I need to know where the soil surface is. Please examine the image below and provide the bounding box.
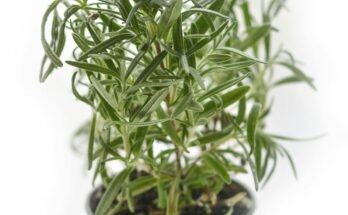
[89,174,254,215]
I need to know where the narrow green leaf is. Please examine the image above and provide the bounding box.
[86,21,101,43]
[117,0,139,29]
[217,47,265,63]
[126,185,135,213]
[157,178,167,209]
[39,55,50,82]
[194,0,224,34]
[269,133,326,142]
[236,139,259,190]
[126,0,143,26]
[134,88,169,120]
[241,1,252,28]
[66,61,120,80]
[191,125,233,146]
[88,113,97,170]
[41,0,63,67]
[99,14,121,32]
[171,91,193,118]
[198,73,250,102]
[172,15,184,54]
[151,0,171,6]
[260,141,272,180]
[72,32,90,52]
[278,62,316,90]
[125,40,152,79]
[107,118,172,127]
[158,40,181,57]
[254,136,263,180]
[261,146,278,188]
[156,107,182,145]
[180,54,190,74]
[186,21,228,56]
[272,76,304,87]
[95,167,133,215]
[129,175,159,197]
[189,67,205,90]
[237,24,271,51]
[126,81,175,94]
[203,154,230,183]
[134,51,168,85]
[50,10,59,41]
[98,136,123,159]
[184,34,210,39]
[150,75,181,80]
[167,177,180,215]
[236,97,246,124]
[182,8,230,20]
[189,0,215,32]
[79,32,134,60]
[202,61,256,75]
[158,0,183,38]
[90,76,118,111]
[247,103,262,156]
[279,145,298,179]
[207,53,243,63]
[71,72,93,107]
[267,0,287,17]
[263,13,272,60]
[41,5,80,82]
[200,86,250,118]
[131,126,148,157]
[188,100,204,112]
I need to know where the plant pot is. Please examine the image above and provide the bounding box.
[87,180,255,215]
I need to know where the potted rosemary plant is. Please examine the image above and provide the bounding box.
[40,0,314,214]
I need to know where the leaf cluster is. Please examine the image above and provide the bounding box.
[40,0,313,214]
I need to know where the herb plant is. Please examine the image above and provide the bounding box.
[41,0,313,214]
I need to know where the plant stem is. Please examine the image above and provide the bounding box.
[183,132,240,177]
[155,41,166,70]
[174,144,182,176]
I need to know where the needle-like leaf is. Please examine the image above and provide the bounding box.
[198,73,250,102]
[278,62,316,90]
[88,113,97,170]
[71,72,93,107]
[158,0,183,38]
[216,47,266,63]
[125,40,153,79]
[95,167,133,215]
[182,8,230,20]
[200,86,250,118]
[134,88,169,120]
[79,32,134,60]
[134,51,168,85]
[90,76,118,111]
[171,91,193,118]
[156,107,182,146]
[41,0,63,67]
[247,103,262,156]
[237,24,271,51]
[66,61,120,80]
[203,154,230,183]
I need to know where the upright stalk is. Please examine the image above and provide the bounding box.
[174,144,182,178]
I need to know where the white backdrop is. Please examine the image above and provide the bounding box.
[0,1,347,214]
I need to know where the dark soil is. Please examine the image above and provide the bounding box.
[88,174,254,215]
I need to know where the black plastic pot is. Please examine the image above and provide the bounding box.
[87,180,255,215]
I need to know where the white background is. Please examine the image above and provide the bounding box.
[0,0,347,214]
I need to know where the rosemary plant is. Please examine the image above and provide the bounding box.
[40,0,313,214]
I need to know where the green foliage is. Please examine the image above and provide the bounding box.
[40,0,313,214]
